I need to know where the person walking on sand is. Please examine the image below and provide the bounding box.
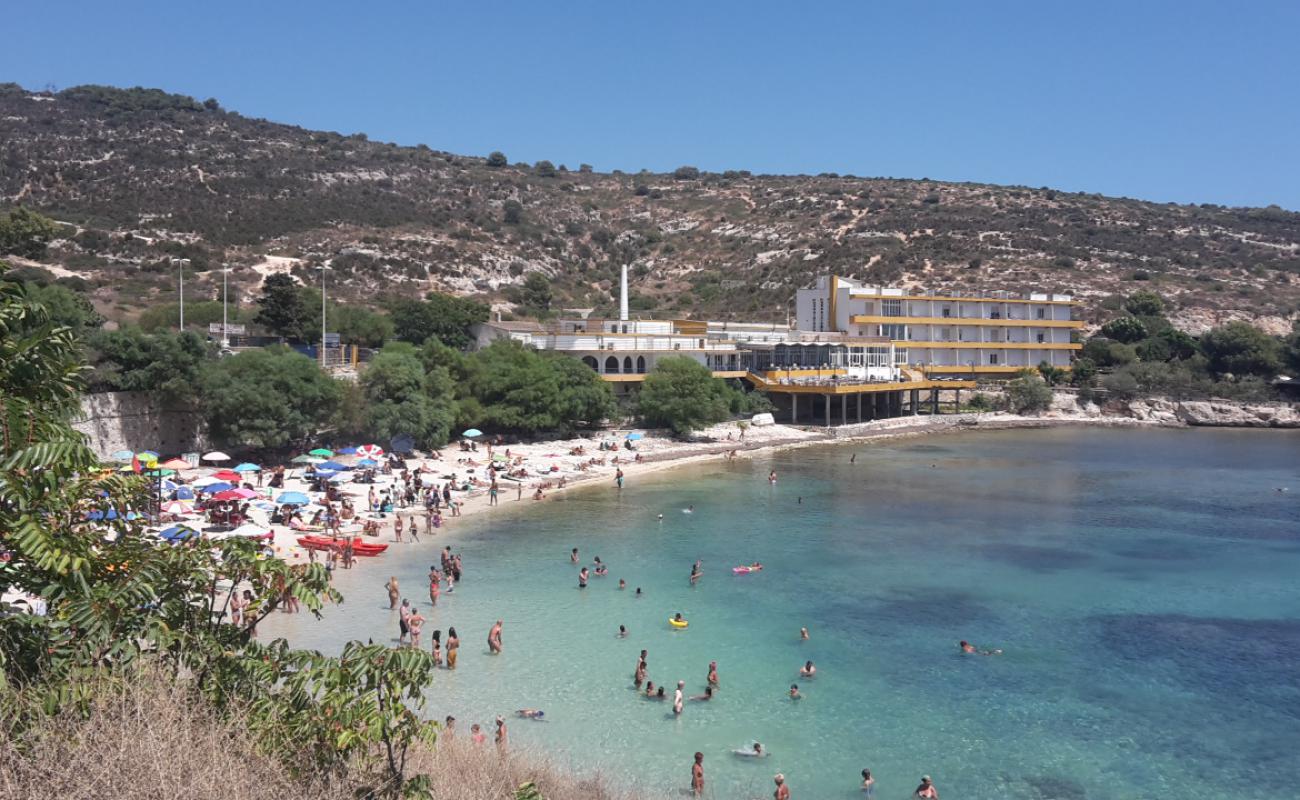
[385,577,400,610]
[674,680,684,715]
[488,619,503,654]
[446,626,460,669]
[408,518,420,542]
[692,752,705,797]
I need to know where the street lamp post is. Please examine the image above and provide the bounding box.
[316,265,330,369]
[173,257,190,330]
[221,266,231,350]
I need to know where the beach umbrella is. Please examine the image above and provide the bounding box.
[309,448,334,457]
[143,468,175,478]
[317,461,349,471]
[192,476,224,487]
[336,446,358,455]
[225,522,270,538]
[211,470,241,482]
[175,486,196,500]
[231,487,258,499]
[136,450,160,461]
[160,458,193,470]
[161,500,194,515]
[355,458,378,467]
[328,472,351,483]
[232,462,261,473]
[213,489,245,501]
[202,482,233,494]
[276,491,311,506]
[202,451,231,462]
[158,525,198,543]
[356,444,384,459]
[110,449,135,462]
[625,432,644,440]
[291,454,321,464]
[462,429,483,438]
[492,454,508,462]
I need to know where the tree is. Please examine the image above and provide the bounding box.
[546,353,618,427]
[465,339,567,433]
[1123,290,1165,317]
[637,356,732,434]
[1036,360,1068,386]
[533,160,557,177]
[86,328,208,400]
[24,281,104,333]
[328,302,393,348]
[387,293,488,349]
[0,206,60,258]
[1081,337,1137,367]
[253,274,309,340]
[359,343,455,448]
[486,151,508,167]
[199,346,341,447]
[1099,316,1148,344]
[503,199,524,225]
[1199,321,1282,377]
[1101,369,1140,400]
[520,272,553,313]
[1069,357,1098,386]
[139,300,241,333]
[1004,371,1054,414]
[673,165,701,180]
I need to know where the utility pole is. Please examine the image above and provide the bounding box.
[221,266,230,349]
[317,265,330,369]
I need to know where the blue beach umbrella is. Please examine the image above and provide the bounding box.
[232,462,261,473]
[110,449,135,461]
[356,458,378,467]
[137,450,160,461]
[626,432,644,440]
[203,482,233,494]
[159,525,198,543]
[175,487,195,500]
[462,429,483,438]
[316,461,349,471]
[336,446,358,455]
[276,491,311,506]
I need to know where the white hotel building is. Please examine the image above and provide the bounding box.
[795,275,1082,377]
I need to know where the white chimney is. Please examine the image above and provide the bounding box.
[619,264,629,321]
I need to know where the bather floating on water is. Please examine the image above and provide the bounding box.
[733,741,767,758]
[960,640,1002,655]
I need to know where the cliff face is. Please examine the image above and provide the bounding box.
[3,84,1300,329]
[1049,393,1300,428]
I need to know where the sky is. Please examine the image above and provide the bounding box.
[5,1,1299,209]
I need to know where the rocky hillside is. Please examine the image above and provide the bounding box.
[3,83,1299,332]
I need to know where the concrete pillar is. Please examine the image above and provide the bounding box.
[955,389,962,412]
[824,394,831,428]
[857,392,863,423]
[841,394,847,426]
[931,388,940,414]
[792,394,798,424]
[910,389,920,416]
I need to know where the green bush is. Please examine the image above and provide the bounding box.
[1005,372,1054,414]
[637,357,732,434]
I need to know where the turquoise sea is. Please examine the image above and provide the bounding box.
[261,428,1300,800]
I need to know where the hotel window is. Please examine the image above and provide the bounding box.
[882,299,903,317]
[989,353,999,365]
[880,324,907,340]
[941,306,951,318]
[1036,308,1046,319]
[1036,333,1045,343]
[893,348,908,364]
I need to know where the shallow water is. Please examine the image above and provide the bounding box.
[261,428,1300,800]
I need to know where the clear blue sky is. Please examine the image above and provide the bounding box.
[5,1,1299,209]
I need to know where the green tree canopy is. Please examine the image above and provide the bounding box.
[637,356,732,434]
[1199,321,1282,377]
[486,151,508,167]
[139,299,243,333]
[1081,337,1137,367]
[24,281,104,333]
[387,292,488,349]
[358,342,456,449]
[253,274,309,340]
[1099,315,1148,344]
[199,346,341,447]
[1005,371,1055,414]
[86,328,209,400]
[545,353,618,427]
[0,206,60,258]
[464,339,567,433]
[1123,290,1166,317]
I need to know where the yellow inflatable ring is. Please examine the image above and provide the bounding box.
[668,618,689,628]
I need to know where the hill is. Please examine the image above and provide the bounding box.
[2,83,1299,333]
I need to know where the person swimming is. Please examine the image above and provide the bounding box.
[618,624,628,638]
[800,627,810,640]
[690,686,714,701]
[635,587,643,597]
[914,775,939,798]
[959,640,1002,655]
[682,505,694,514]
[619,579,627,590]
[515,709,545,720]
[570,547,579,563]
[800,660,816,677]
[733,741,766,757]
[690,559,703,584]
[789,683,801,700]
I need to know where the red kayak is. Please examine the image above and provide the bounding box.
[297,535,389,556]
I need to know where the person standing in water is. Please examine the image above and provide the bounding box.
[488,620,503,654]
[861,768,875,797]
[690,559,703,585]
[570,547,579,564]
[800,627,810,640]
[446,626,460,669]
[774,773,790,800]
[398,599,412,644]
[494,716,507,748]
[707,660,719,687]
[691,752,705,797]
[914,775,939,798]
[674,680,684,715]
[769,470,777,483]
[385,577,400,610]
[578,567,589,588]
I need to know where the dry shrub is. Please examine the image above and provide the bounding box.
[0,669,639,800]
